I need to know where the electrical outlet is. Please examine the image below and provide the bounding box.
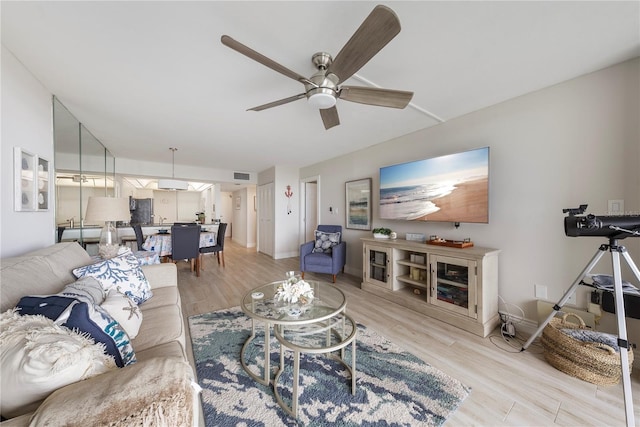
[608,199,624,215]
[534,283,547,299]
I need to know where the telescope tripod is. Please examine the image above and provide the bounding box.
[521,238,638,427]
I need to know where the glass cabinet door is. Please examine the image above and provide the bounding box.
[365,245,391,289]
[430,255,477,318]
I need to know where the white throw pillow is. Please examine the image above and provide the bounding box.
[100,289,143,339]
[72,248,153,305]
[0,309,116,418]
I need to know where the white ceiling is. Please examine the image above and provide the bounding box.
[2,1,639,180]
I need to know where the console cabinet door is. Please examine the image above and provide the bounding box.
[430,255,477,318]
[364,244,392,289]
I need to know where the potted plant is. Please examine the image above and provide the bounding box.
[372,227,392,239]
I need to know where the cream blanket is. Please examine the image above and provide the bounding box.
[29,357,195,426]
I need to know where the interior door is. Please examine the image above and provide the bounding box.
[257,182,274,257]
[304,181,317,241]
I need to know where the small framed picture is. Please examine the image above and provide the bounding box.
[14,147,37,211]
[235,196,241,210]
[345,178,372,230]
[36,156,50,211]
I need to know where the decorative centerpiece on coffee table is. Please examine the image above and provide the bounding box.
[275,273,315,305]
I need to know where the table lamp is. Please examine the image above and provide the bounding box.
[85,196,131,258]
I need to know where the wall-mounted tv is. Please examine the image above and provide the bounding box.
[379,147,489,223]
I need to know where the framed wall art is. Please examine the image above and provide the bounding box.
[14,147,37,211]
[36,156,50,211]
[345,178,372,230]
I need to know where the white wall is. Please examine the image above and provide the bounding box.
[274,166,301,259]
[300,59,640,332]
[1,46,55,257]
[230,186,257,248]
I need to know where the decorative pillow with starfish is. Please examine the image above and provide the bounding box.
[100,289,143,339]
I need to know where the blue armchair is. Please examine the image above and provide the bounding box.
[300,225,346,283]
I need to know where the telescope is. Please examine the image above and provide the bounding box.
[563,204,640,239]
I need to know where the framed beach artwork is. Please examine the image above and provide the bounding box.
[379,147,489,224]
[345,178,372,230]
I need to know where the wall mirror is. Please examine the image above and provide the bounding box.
[53,97,115,248]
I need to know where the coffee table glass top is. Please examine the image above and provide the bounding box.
[241,280,346,324]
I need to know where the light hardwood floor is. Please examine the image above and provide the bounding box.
[177,240,639,426]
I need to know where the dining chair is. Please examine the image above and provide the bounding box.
[57,226,66,243]
[132,224,146,251]
[199,223,227,269]
[170,224,201,277]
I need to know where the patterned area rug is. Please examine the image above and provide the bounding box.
[189,307,470,426]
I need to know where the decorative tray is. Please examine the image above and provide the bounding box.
[426,238,474,249]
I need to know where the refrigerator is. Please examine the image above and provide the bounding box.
[129,197,154,225]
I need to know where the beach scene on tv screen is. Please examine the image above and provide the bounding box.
[379,147,489,223]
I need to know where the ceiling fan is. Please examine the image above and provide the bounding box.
[221,5,414,130]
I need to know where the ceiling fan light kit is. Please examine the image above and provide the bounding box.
[221,4,413,129]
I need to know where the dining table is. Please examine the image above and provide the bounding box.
[142,230,217,257]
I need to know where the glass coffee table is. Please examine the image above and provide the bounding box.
[273,312,357,418]
[240,280,347,386]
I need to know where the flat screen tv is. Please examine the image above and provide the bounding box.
[379,147,489,223]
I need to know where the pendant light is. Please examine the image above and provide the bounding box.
[158,147,188,191]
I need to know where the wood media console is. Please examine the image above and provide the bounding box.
[361,237,500,337]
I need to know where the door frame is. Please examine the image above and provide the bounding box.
[299,175,320,245]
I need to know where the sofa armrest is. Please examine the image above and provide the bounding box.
[29,357,197,427]
[141,263,177,289]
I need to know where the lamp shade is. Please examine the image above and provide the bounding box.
[157,179,189,191]
[85,197,131,222]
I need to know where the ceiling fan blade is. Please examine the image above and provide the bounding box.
[320,107,340,129]
[327,5,401,83]
[339,86,413,109]
[221,35,315,86]
[248,93,306,111]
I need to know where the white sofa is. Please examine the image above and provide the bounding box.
[0,242,200,425]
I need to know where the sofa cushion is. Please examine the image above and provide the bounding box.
[141,262,178,289]
[139,286,180,311]
[26,242,92,284]
[135,340,186,362]
[0,256,65,312]
[0,309,115,418]
[131,305,184,352]
[311,230,341,254]
[101,289,143,339]
[72,249,152,305]
[304,252,333,267]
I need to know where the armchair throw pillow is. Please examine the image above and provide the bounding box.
[312,230,341,254]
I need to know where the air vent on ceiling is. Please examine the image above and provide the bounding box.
[234,172,250,181]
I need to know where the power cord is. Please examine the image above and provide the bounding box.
[491,295,543,353]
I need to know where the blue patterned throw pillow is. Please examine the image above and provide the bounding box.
[72,248,152,305]
[312,230,341,254]
[16,281,137,368]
